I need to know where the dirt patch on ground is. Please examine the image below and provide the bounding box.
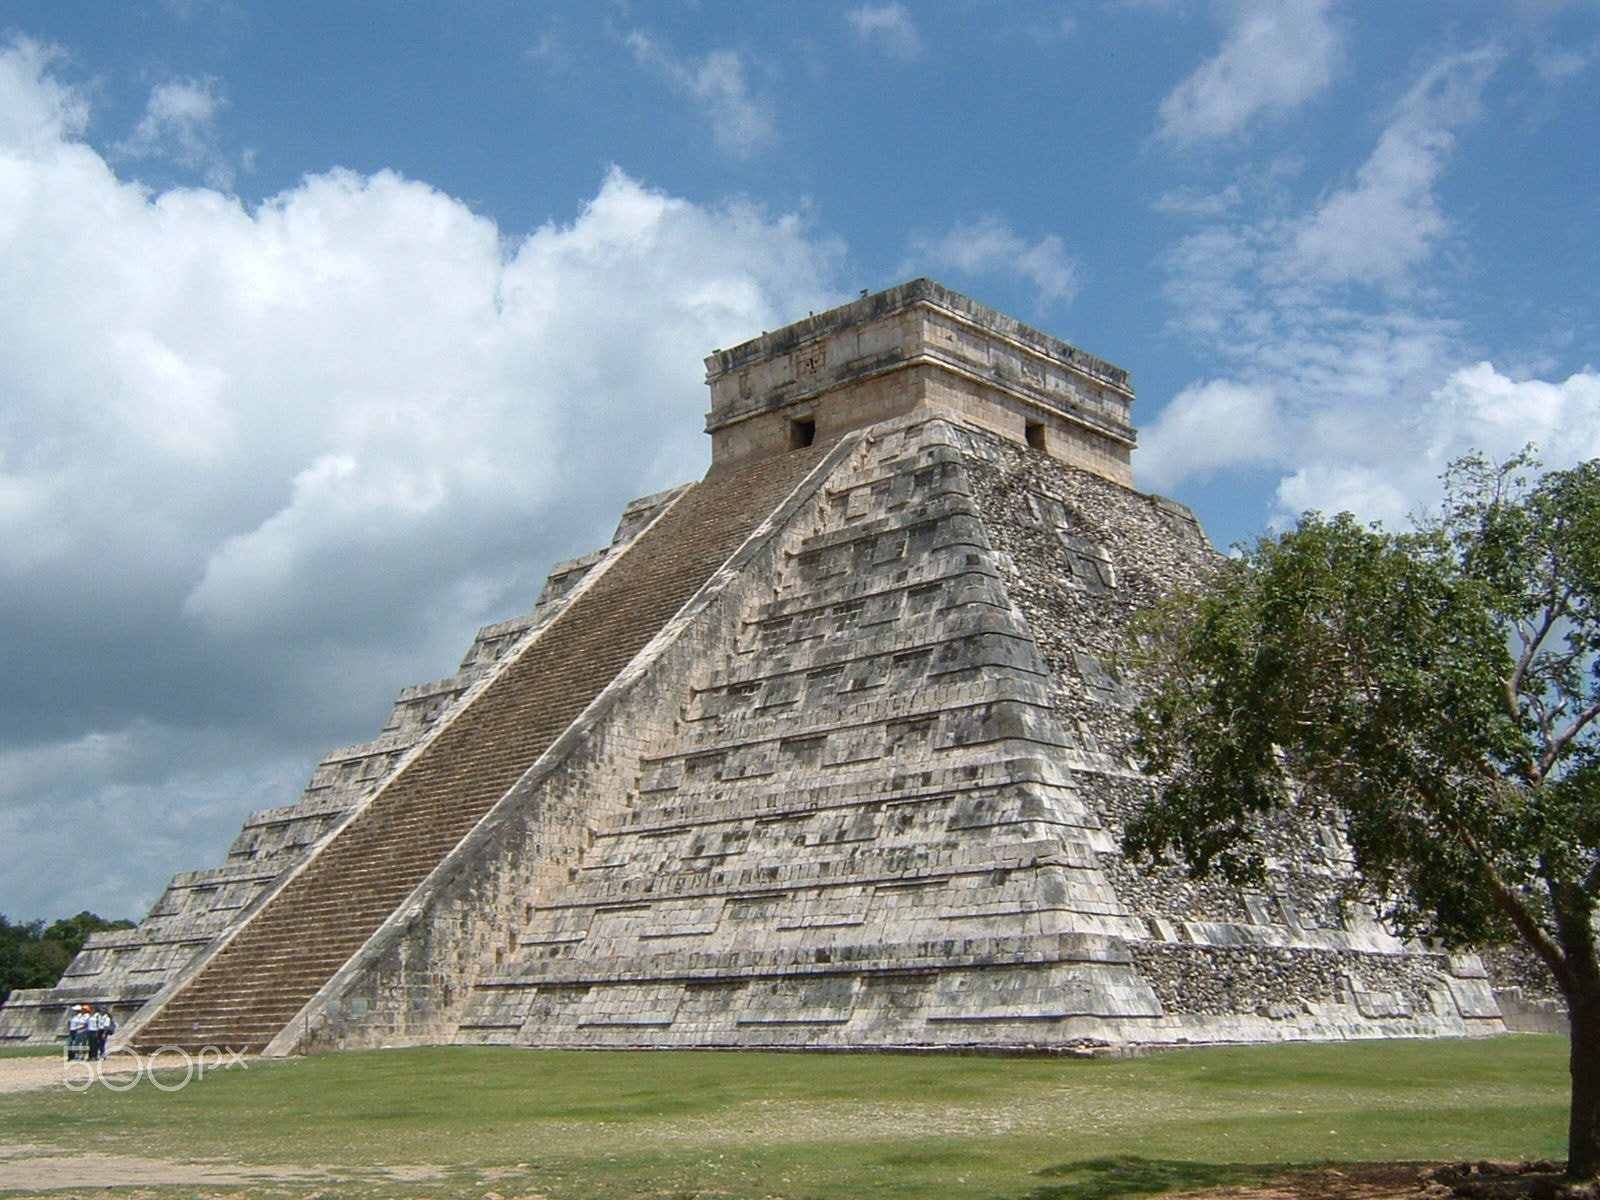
[1166,1164,1432,1200]
[0,1153,1438,1199]
[0,1142,336,1192]
[0,1054,146,1095]
[1161,1164,1590,1200]
[0,1048,258,1096]
[0,1054,328,1193]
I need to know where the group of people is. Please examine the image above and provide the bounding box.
[64,1003,114,1061]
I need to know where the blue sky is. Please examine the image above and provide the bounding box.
[1,1,1598,922]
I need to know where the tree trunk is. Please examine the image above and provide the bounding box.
[1570,989,1600,1178]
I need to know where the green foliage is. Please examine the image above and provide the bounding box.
[1122,451,1600,1174]
[0,911,134,1005]
[1125,452,1600,969]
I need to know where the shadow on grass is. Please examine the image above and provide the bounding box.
[1025,1155,1275,1200]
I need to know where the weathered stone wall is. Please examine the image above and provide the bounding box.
[297,417,1158,1050]
[1481,945,1567,1033]
[954,421,1503,1042]
[293,412,1506,1053]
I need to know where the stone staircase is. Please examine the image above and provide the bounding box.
[126,447,823,1052]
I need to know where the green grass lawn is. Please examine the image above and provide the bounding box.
[0,1036,1570,1200]
[0,1044,57,1058]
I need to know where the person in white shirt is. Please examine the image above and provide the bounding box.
[86,1007,113,1061]
[64,1005,89,1061]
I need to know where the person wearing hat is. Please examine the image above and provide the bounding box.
[64,1004,90,1061]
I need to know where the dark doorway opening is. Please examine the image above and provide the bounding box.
[1025,421,1046,451]
[791,417,817,449]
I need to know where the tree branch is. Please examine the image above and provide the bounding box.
[1431,780,1575,995]
[1509,599,1561,701]
[1544,698,1600,778]
[1507,587,1579,784]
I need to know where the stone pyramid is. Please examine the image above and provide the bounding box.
[1,280,1510,1055]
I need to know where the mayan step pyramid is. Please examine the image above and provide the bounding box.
[2,280,1517,1055]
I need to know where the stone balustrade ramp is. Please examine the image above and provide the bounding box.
[125,446,825,1053]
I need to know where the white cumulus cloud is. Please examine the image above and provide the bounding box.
[908,215,1080,307]
[625,31,776,158]
[1144,41,1595,531]
[0,38,844,919]
[1423,362,1600,469]
[1273,363,1600,526]
[1281,47,1501,288]
[1135,379,1284,492]
[847,4,925,61]
[1156,0,1342,147]
[116,75,235,188]
[0,36,87,149]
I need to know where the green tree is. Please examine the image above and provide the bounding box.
[1122,452,1600,1179]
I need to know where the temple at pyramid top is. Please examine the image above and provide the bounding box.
[704,278,1136,483]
